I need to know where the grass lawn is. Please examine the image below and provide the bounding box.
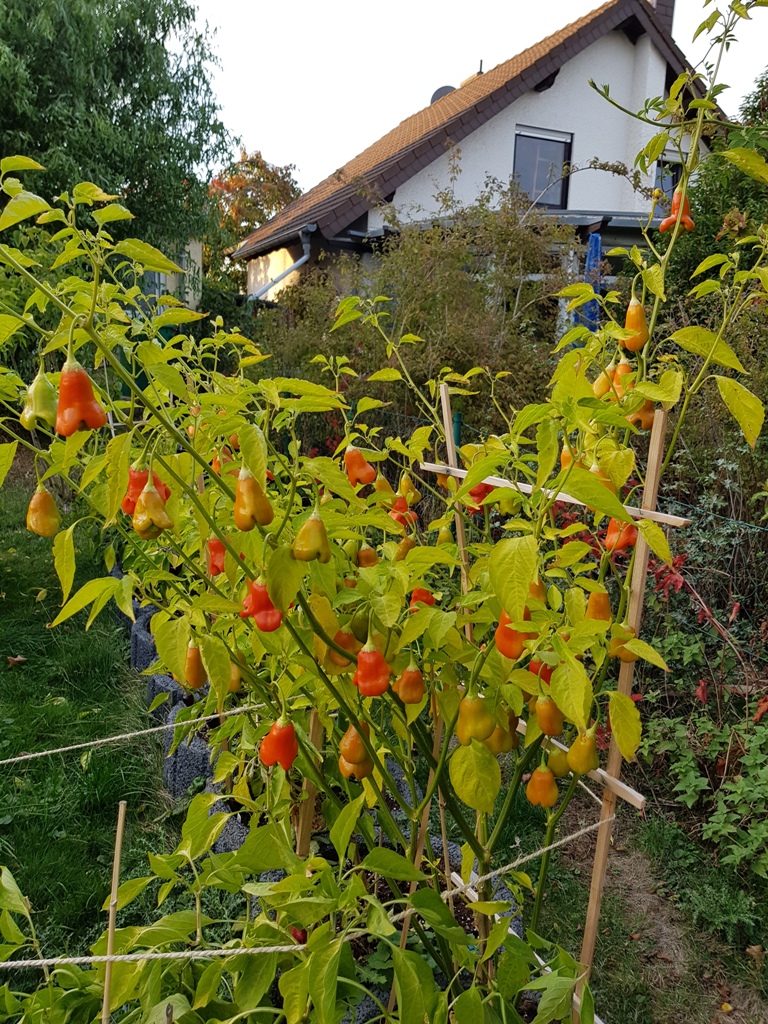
[0,479,170,956]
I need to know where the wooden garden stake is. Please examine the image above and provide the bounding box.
[576,410,669,1016]
[101,800,127,1024]
[296,710,323,857]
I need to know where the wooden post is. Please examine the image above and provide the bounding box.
[101,800,127,1024]
[296,710,323,857]
[577,410,669,1003]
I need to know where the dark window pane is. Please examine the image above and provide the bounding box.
[514,134,568,207]
[655,161,681,199]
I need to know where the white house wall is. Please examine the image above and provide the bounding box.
[368,30,667,231]
[247,248,303,302]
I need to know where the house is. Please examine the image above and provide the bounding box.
[233,0,696,303]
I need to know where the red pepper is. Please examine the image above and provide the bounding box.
[240,580,282,631]
[352,641,391,697]
[409,587,435,612]
[495,608,533,661]
[122,466,171,515]
[393,661,425,704]
[604,518,638,553]
[328,628,361,667]
[259,719,299,770]
[659,187,695,233]
[206,537,226,576]
[469,481,494,512]
[389,496,418,528]
[528,659,553,685]
[55,355,107,436]
[344,445,376,486]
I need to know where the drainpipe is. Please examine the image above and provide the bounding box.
[247,224,317,302]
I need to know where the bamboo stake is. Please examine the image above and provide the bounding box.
[101,800,127,1024]
[296,710,322,857]
[576,410,669,1013]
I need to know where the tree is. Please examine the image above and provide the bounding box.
[205,149,301,288]
[0,0,230,249]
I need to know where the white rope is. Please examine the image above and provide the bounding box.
[0,704,265,768]
[577,778,605,806]
[0,943,303,970]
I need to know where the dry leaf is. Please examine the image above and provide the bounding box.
[746,944,764,967]
[628,932,641,940]
[721,1003,733,1014]
[6,655,26,668]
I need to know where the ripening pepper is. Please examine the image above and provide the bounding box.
[26,484,60,537]
[605,519,638,553]
[292,510,331,563]
[206,537,226,576]
[592,359,616,400]
[526,766,559,808]
[240,580,282,631]
[399,473,422,506]
[394,536,416,561]
[234,466,274,530]
[626,399,655,431]
[184,642,207,690]
[585,591,612,624]
[20,362,58,431]
[374,474,396,507]
[122,467,171,515]
[339,753,373,780]
[211,447,237,477]
[611,357,633,401]
[393,661,425,704]
[567,728,600,775]
[495,608,533,661]
[260,719,299,771]
[352,642,391,697]
[389,496,418,529]
[659,187,695,233]
[132,480,173,540]
[456,696,495,745]
[55,355,107,436]
[469,481,494,512]
[621,297,649,353]
[535,696,565,737]
[229,654,245,693]
[609,625,639,662]
[409,587,435,612]
[328,628,361,667]
[528,659,554,685]
[344,445,376,486]
[484,724,517,755]
[548,747,571,779]
[350,608,370,644]
[357,542,379,568]
[339,721,370,764]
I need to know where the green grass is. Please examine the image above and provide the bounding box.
[0,483,169,956]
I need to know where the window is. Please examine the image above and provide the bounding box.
[514,126,572,209]
[655,160,682,200]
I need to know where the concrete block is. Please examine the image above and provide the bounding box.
[163,704,213,797]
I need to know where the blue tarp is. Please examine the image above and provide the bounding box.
[578,231,602,331]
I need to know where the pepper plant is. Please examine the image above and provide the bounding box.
[0,4,767,1021]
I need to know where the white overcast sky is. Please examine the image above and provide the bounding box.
[193,0,767,191]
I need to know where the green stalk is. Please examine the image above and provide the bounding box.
[530,773,580,933]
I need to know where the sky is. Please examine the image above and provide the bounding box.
[193,0,767,191]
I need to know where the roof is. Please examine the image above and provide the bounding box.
[234,0,695,261]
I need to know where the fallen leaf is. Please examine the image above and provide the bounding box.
[628,932,641,940]
[746,944,765,968]
[695,678,709,703]
[721,1003,733,1014]
[754,695,768,724]
[35,589,47,602]
[6,655,26,668]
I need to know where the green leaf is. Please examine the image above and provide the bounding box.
[330,793,365,861]
[0,156,45,175]
[691,253,731,278]
[549,653,592,730]
[199,634,232,707]
[308,939,342,1024]
[367,367,403,383]
[52,523,77,604]
[641,264,665,301]
[720,147,768,185]
[232,951,278,1011]
[624,637,669,671]
[449,740,501,814]
[360,848,426,882]
[634,368,683,409]
[104,431,133,526]
[608,691,642,761]
[72,182,119,205]
[92,204,134,226]
[153,616,190,683]
[0,315,24,347]
[240,422,269,490]
[0,191,50,232]
[279,960,310,1024]
[0,442,17,487]
[452,986,484,1023]
[496,948,533,1000]
[410,888,472,944]
[393,948,437,1024]
[535,418,558,489]
[356,396,385,414]
[100,876,153,912]
[146,364,189,402]
[561,467,632,523]
[113,238,182,275]
[715,376,764,449]
[0,869,30,920]
[636,519,672,565]
[266,545,306,613]
[489,534,538,621]
[179,793,231,861]
[145,996,190,1024]
[579,983,596,1024]
[669,327,744,372]
[152,307,207,328]
[526,970,576,1023]
[50,577,120,628]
